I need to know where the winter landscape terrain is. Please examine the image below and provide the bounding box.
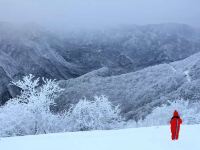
[1,22,200,119]
[0,0,200,149]
[0,21,199,136]
[0,22,199,139]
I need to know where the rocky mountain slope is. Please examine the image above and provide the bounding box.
[0,22,200,104]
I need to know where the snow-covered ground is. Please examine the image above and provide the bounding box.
[184,70,192,82]
[0,125,199,150]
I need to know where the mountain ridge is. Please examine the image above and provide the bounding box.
[58,51,200,120]
[0,22,200,105]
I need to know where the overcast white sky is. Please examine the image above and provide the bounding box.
[0,0,199,29]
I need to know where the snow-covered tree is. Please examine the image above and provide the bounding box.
[0,75,124,137]
[67,95,124,131]
[0,75,64,136]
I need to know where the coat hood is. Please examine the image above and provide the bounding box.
[173,110,179,117]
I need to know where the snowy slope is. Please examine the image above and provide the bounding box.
[58,51,200,120]
[0,125,199,150]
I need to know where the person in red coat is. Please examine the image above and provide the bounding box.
[170,110,182,140]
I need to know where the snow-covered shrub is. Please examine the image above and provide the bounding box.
[67,96,124,131]
[0,101,35,136]
[0,75,124,137]
[11,75,62,113]
[0,75,64,136]
[138,99,200,127]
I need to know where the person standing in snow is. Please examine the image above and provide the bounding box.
[170,110,182,140]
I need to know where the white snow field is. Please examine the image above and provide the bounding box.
[0,125,199,150]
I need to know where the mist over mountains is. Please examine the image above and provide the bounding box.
[0,22,200,119]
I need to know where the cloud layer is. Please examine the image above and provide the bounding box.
[0,0,199,29]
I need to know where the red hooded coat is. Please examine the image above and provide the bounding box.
[170,110,182,140]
